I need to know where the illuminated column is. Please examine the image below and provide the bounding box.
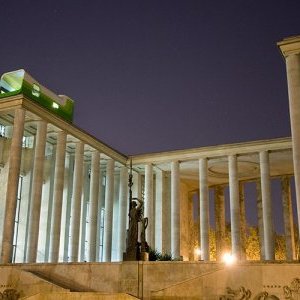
[199,158,209,261]
[155,169,171,253]
[49,131,67,262]
[1,108,25,263]
[80,162,90,261]
[69,142,84,262]
[103,159,115,262]
[63,155,75,262]
[239,182,247,260]
[117,166,128,260]
[228,155,241,259]
[26,121,48,263]
[259,151,274,260]
[145,164,154,248]
[278,37,300,236]
[281,176,296,260]
[156,171,171,254]
[88,151,100,262]
[215,185,225,261]
[256,179,265,260]
[171,161,180,259]
[155,169,164,253]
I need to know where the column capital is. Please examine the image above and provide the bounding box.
[278,35,300,58]
[90,149,100,154]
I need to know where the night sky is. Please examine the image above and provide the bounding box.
[1,1,300,156]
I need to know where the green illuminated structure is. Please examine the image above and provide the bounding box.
[0,69,74,122]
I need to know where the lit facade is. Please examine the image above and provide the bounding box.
[0,36,299,266]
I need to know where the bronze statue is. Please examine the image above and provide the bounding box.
[123,160,149,261]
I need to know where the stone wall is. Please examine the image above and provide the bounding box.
[1,261,300,299]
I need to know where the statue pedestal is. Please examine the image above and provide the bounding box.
[140,251,149,261]
[123,251,137,261]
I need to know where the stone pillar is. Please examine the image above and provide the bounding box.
[278,37,300,238]
[49,131,67,262]
[281,176,296,260]
[96,170,104,261]
[80,163,90,261]
[214,185,225,261]
[144,164,154,248]
[1,108,25,263]
[88,151,100,262]
[239,182,247,260]
[259,151,275,260]
[69,142,84,262]
[171,161,180,259]
[45,148,56,262]
[26,121,48,263]
[199,158,209,261]
[63,154,75,262]
[103,159,115,262]
[256,179,265,260]
[117,166,128,261]
[155,169,164,253]
[228,155,241,259]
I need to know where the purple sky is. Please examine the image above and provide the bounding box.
[1,1,300,155]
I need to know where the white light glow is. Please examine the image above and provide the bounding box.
[52,102,59,109]
[194,248,202,256]
[222,252,236,265]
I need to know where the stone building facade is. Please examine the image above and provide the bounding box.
[0,35,299,268]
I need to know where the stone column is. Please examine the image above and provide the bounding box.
[88,151,100,262]
[259,151,275,260]
[63,154,75,262]
[96,170,104,261]
[281,176,296,260]
[144,164,154,248]
[117,166,128,261]
[69,142,84,262]
[45,148,56,262]
[49,131,67,262]
[1,108,25,263]
[278,37,300,237]
[256,179,265,260]
[214,185,225,261]
[80,163,90,261]
[199,158,209,261]
[155,169,164,253]
[171,161,180,259]
[239,182,247,260]
[26,121,48,263]
[103,159,115,262]
[228,155,241,259]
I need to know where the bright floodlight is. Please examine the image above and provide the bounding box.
[222,252,236,265]
[194,248,202,261]
[195,248,202,256]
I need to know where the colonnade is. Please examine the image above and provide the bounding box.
[0,36,299,264]
[138,152,297,262]
[1,109,295,263]
[0,108,298,264]
[0,109,129,264]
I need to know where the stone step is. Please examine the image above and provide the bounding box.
[22,292,139,300]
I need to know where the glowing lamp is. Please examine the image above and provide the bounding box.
[222,252,236,265]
